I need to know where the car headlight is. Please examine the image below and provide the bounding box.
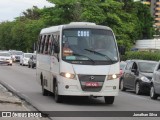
[107,74,120,80]
[141,76,150,83]
[60,72,76,80]
[9,60,12,64]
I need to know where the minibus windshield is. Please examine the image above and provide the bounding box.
[62,28,118,65]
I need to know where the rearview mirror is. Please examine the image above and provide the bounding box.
[118,45,125,55]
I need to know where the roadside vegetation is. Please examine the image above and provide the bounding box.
[0,0,154,52]
[122,51,160,61]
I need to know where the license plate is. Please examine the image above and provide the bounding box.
[85,82,99,87]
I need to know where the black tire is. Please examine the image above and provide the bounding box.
[104,96,115,104]
[54,81,63,103]
[135,82,142,95]
[120,79,126,91]
[32,64,34,68]
[42,80,48,96]
[150,85,158,100]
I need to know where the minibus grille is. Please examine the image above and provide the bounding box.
[78,75,106,92]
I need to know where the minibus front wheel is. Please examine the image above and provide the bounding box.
[41,76,49,96]
[54,81,63,103]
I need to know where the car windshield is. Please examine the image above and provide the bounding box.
[138,62,157,73]
[25,54,32,58]
[62,29,118,65]
[10,51,23,55]
[0,53,10,57]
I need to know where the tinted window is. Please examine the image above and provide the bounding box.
[138,62,157,73]
[40,35,46,54]
[25,54,32,58]
[120,62,126,70]
[44,35,50,54]
[38,35,42,53]
[156,63,160,71]
[125,62,133,70]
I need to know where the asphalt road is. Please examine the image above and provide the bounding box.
[0,63,160,120]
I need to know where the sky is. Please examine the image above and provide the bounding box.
[0,0,54,22]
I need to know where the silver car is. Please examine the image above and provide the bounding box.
[150,61,160,99]
[0,52,12,66]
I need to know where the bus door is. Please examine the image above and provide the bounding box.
[50,34,60,92]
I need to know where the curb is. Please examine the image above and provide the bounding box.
[0,80,52,120]
[0,99,22,105]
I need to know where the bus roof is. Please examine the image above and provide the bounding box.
[40,22,112,34]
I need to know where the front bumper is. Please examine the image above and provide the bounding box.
[140,81,151,93]
[0,60,12,65]
[23,61,29,65]
[57,76,119,96]
[15,57,20,62]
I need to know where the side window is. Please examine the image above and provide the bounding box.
[55,35,59,45]
[40,35,46,54]
[56,35,60,52]
[156,63,160,71]
[51,35,56,55]
[37,35,42,53]
[132,62,138,70]
[43,35,50,54]
[126,62,133,70]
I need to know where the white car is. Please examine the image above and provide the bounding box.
[0,52,12,66]
[20,53,33,66]
[9,50,23,62]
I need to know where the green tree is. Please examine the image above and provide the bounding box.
[0,0,155,51]
[0,22,14,50]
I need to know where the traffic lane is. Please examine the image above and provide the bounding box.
[0,64,160,112]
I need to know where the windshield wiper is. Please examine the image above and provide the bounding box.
[84,49,114,63]
[73,53,95,64]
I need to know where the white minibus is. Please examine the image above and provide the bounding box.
[36,22,120,104]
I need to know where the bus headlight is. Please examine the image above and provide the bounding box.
[60,72,76,80]
[107,74,120,80]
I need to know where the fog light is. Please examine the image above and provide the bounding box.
[113,86,116,89]
[65,85,69,89]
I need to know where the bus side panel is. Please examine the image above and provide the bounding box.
[50,55,60,93]
[37,54,51,91]
[36,54,41,85]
